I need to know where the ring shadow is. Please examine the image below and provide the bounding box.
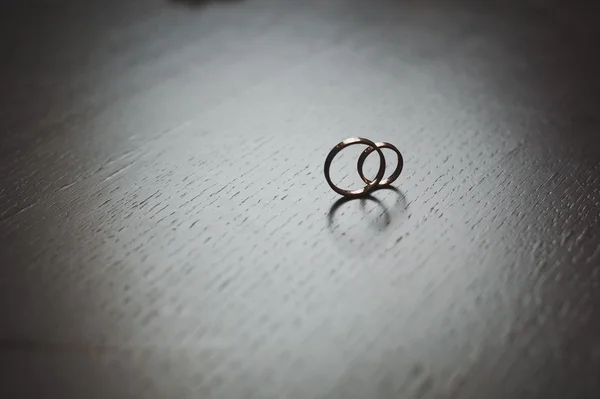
[169,0,243,7]
[327,186,407,234]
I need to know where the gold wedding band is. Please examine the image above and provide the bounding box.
[357,142,403,186]
[324,137,403,197]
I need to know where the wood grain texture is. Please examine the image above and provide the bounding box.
[1,0,599,398]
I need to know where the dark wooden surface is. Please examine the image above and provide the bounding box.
[1,0,599,398]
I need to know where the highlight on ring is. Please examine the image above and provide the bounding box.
[323,137,403,198]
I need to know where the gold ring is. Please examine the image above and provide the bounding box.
[323,137,386,198]
[357,142,403,186]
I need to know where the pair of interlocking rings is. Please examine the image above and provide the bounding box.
[324,137,403,198]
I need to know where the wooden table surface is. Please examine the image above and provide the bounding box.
[1,0,599,398]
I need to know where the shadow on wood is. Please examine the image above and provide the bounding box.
[169,0,244,8]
